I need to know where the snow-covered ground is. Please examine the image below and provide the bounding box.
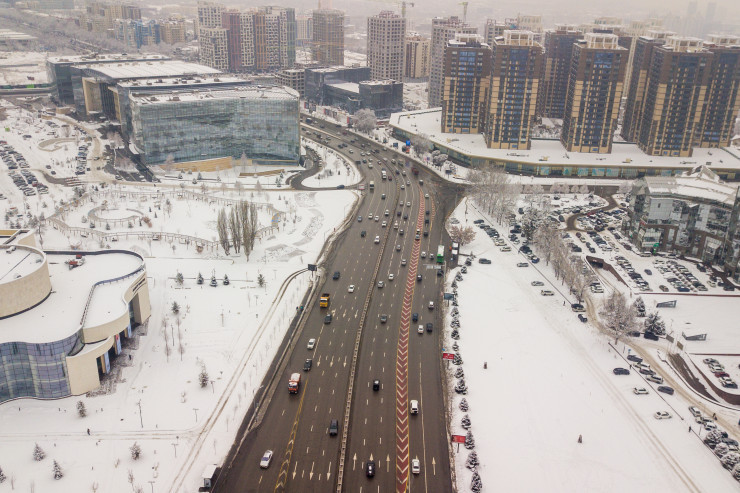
[302,140,361,188]
[445,197,740,493]
[0,51,48,86]
[403,82,428,111]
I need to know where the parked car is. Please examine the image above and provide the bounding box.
[633,387,649,395]
[540,290,554,296]
[627,354,643,363]
[577,314,588,323]
[688,406,702,418]
[516,262,529,267]
[657,386,674,395]
[613,368,630,375]
[531,281,545,286]
[478,258,491,264]
[654,411,672,420]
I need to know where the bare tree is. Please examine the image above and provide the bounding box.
[228,207,242,253]
[449,225,476,246]
[410,134,432,157]
[600,291,636,343]
[216,208,230,254]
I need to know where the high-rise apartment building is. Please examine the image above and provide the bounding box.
[429,16,477,108]
[621,30,673,143]
[367,11,406,81]
[197,4,295,72]
[485,30,543,150]
[696,35,740,148]
[540,26,581,119]
[160,20,186,44]
[404,33,430,79]
[297,15,313,46]
[441,34,491,134]
[516,14,543,42]
[199,26,229,71]
[638,37,712,157]
[484,18,516,46]
[560,33,627,153]
[313,9,344,66]
[197,1,224,33]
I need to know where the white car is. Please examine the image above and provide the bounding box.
[348,285,355,293]
[401,185,405,190]
[428,301,434,310]
[418,324,424,333]
[540,290,554,296]
[260,450,273,468]
[411,458,421,474]
[410,400,419,414]
[388,273,394,281]
[406,202,411,207]
[307,338,316,350]
[500,246,511,252]
[375,216,380,221]
[424,193,429,198]
[531,281,545,286]
[375,236,380,244]
[633,387,649,395]
[653,411,672,420]
[378,281,384,289]
[382,221,387,228]
[421,251,427,258]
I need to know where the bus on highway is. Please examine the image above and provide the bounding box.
[436,245,445,264]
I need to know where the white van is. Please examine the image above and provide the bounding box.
[410,400,419,414]
[647,374,664,384]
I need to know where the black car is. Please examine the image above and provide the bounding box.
[380,314,388,324]
[366,460,376,477]
[578,314,588,323]
[361,230,366,237]
[333,271,341,280]
[373,379,380,391]
[627,354,643,363]
[417,274,422,282]
[613,367,630,375]
[324,314,333,324]
[644,332,660,341]
[304,359,313,371]
[657,386,674,395]
[426,323,433,332]
[478,258,491,264]
[412,312,419,322]
[465,258,472,266]
[473,219,484,224]
[724,284,736,291]
[329,419,339,436]
[437,269,444,277]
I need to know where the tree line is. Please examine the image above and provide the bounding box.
[216,201,258,257]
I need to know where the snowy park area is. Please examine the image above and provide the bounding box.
[302,140,361,188]
[0,156,356,492]
[444,197,740,493]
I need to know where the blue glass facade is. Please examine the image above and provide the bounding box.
[0,333,82,402]
[130,86,300,165]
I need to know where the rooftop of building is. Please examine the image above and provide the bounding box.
[48,53,168,65]
[0,29,37,41]
[130,84,299,105]
[78,60,220,80]
[0,245,44,286]
[390,109,740,173]
[0,51,49,86]
[117,75,246,89]
[327,81,359,93]
[0,249,143,344]
[640,166,739,205]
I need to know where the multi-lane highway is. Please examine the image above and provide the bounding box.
[216,121,458,492]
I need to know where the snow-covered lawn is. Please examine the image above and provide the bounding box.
[446,197,740,493]
[302,141,361,188]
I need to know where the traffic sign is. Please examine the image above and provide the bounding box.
[442,352,455,361]
[451,434,466,443]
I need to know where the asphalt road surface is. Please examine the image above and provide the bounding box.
[215,122,457,492]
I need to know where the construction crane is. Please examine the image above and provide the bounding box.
[400,1,414,18]
[459,1,469,23]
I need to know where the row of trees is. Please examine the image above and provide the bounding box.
[469,166,520,224]
[216,201,259,257]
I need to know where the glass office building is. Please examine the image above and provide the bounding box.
[130,85,300,165]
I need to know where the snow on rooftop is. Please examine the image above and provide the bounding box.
[131,84,298,104]
[390,109,740,172]
[328,81,359,93]
[47,53,168,65]
[1,252,143,345]
[117,75,244,88]
[642,166,739,205]
[0,51,48,86]
[0,246,44,285]
[80,60,219,80]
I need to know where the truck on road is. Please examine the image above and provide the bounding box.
[288,373,301,394]
[320,293,330,308]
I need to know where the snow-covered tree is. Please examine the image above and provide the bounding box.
[464,430,475,449]
[732,462,740,480]
[216,208,230,254]
[199,365,209,388]
[705,429,723,448]
[644,311,666,335]
[722,452,740,469]
[0,466,6,483]
[197,273,204,284]
[450,329,460,340]
[471,471,482,492]
[461,414,471,429]
[715,442,730,457]
[171,301,180,314]
[52,460,63,480]
[465,451,479,470]
[223,274,229,285]
[459,398,469,412]
[175,272,184,286]
[257,274,266,288]
[33,443,45,461]
[634,296,646,317]
[600,291,636,343]
[353,109,377,134]
[454,367,464,379]
[76,400,87,418]
[454,378,468,394]
[453,353,463,366]
[130,442,142,460]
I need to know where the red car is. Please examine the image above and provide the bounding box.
[715,371,730,378]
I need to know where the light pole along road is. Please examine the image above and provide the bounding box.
[214,120,460,493]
